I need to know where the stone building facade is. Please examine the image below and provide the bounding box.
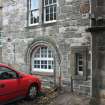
[1,0,92,96]
[87,0,105,98]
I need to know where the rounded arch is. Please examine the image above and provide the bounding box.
[25,37,61,73]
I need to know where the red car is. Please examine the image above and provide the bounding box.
[0,63,41,105]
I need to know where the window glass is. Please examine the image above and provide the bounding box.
[76,53,83,75]
[32,46,54,72]
[31,0,39,10]
[0,67,17,80]
[45,0,48,5]
[30,10,39,24]
[49,0,53,4]
[44,0,57,22]
[53,0,56,3]
[29,0,39,25]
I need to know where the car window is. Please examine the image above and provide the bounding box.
[0,67,18,80]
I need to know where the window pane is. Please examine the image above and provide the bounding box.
[53,0,56,3]
[54,5,56,13]
[41,47,47,57]
[48,65,52,69]
[41,65,47,69]
[34,60,40,64]
[34,65,40,68]
[48,50,52,57]
[31,0,39,10]
[49,0,53,4]
[41,60,47,64]
[54,13,56,20]
[79,67,83,71]
[50,6,53,14]
[46,14,49,21]
[0,67,17,80]
[35,48,40,57]
[46,6,49,14]
[79,61,83,65]
[45,0,48,5]
[50,13,53,20]
[30,10,39,24]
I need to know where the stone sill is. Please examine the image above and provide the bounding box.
[31,71,54,76]
[25,21,57,29]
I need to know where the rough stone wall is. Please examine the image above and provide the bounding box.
[2,0,92,95]
[92,31,105,98]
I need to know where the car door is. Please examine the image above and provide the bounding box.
[0,66,20,103]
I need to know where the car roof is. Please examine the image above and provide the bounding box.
[0,63,13,68]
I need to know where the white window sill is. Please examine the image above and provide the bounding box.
[32,69,54,73]
[44,20,57,24]
[28,23,39,26]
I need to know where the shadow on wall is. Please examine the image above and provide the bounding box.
[90,50,105,105]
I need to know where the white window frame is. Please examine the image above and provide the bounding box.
[32,46,54,73]
[44,0,57,23]
[28,0,40,26]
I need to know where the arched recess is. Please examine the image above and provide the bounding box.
[25,37,61,78]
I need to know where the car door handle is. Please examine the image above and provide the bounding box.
[0,84,5,88]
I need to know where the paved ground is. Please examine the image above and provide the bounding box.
[7,89,91,105]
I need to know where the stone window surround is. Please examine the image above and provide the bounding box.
[27,0,57,26]
[70,46,88,80]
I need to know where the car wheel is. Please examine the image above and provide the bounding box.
[27,85,37,100]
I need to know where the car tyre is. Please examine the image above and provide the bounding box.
[27,84,37,100]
